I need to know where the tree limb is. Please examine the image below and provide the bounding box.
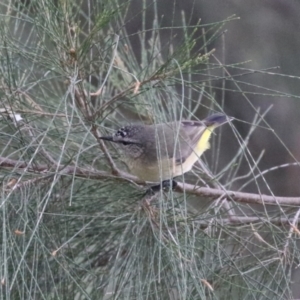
[1,156,300,206]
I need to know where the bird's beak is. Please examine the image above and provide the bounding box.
[98,136,114,142]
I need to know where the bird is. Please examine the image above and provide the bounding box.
[99,113,232,183]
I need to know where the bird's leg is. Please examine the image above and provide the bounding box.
[146,179,178,195]
[162,179,177,190]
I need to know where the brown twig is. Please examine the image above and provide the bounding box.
[92,74,161,120]
[1,156,300,206]
[90,124,122,176]
[175,182,300,206]
[0,157,141,185]
[194,216,294,228]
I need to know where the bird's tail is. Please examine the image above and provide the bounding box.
[203,113,232,128]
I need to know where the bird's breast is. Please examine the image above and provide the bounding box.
[124,157,175,182]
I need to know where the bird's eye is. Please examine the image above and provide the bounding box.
[121,141,130,146]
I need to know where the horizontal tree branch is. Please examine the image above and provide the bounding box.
[194,216,295,228]
[175,182,300,206]
[1,156,300,206]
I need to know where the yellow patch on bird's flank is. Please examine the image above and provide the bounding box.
[174,126,216,176]
[196,126,215,153]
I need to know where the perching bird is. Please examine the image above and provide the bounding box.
[99,113,232,183]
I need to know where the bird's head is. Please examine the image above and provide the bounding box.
[99,125,145,159]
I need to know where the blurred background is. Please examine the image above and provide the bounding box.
[123,0,300,197]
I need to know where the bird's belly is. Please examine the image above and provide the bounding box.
[126,153,202,182]
[124,133,210,182]
[173,151,200,177]
[126,159,174,182]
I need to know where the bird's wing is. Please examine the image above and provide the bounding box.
[155,115,229,165]
[155,121,206,165]
[178,114,229,164]
[175,121,207,164]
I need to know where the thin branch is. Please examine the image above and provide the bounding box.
[15,110,78,118]
[282,208,300,256]
[193,216,295,228]
[90,125,122,176]
[1,156,300,206]
[174,182,300,206]
[91,34,119,106]
[92,75,159,120]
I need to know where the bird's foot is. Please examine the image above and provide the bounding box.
[146,179,178,195]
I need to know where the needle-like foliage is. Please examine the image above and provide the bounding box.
[0,0,300,299]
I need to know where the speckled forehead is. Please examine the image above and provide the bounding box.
[115,126,139,138]
[115,127,128,138]
[115,125,143,138]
